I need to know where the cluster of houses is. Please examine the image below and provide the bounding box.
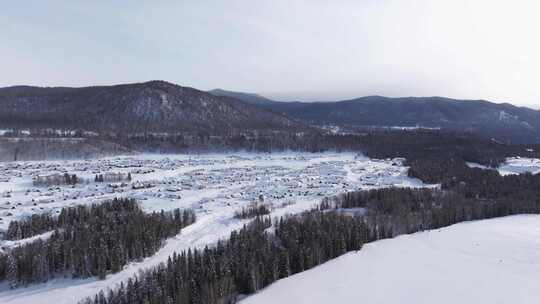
[0,153,419,232]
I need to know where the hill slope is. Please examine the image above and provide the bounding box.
[0,81,305,135]
[242,215,540,304]
[214,91,540,143]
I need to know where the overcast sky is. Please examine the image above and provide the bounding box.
[1,0,539,107]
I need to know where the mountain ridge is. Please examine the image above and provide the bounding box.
[0,81,307,135]
[2,83,540,144]
[210,89,540,143]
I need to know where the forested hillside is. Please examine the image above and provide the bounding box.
[0,81,305,136]
[0,198,195,287]
[211,89,540,144]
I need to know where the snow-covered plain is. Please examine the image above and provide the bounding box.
[0,152,432,304]
[467,157,540,176]
[242,215,540,304]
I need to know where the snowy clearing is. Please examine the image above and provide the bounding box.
[466,157,540,176]
[498,157,540,176]
[0,230,54,253]
[465,161,490,170]
[0,152,433,304]
[241,215,540,304]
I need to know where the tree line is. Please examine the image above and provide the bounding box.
[80,210,368,304]
[4,126,539,161]
[6,212,58,240]
[33,172,80,186]
[329,186,540,238]
[233,202,270,219]
[0,198,196,287]
[83,179,540,304]
[94,172,132,183]
[115,129,540,160]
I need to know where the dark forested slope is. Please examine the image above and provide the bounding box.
[211,90,540,144]
[0,81,305,135]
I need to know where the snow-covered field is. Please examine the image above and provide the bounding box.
[498,157,540,176]
[241,215,540,304]
[467,157,540,176]
[0,152,432,304]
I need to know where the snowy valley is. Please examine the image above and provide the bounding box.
[0,152,430,304]
[0,152,539,304]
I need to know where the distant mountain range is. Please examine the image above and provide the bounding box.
[210,90,540,144]
[0,81,539,144]
[0,81,304,135]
